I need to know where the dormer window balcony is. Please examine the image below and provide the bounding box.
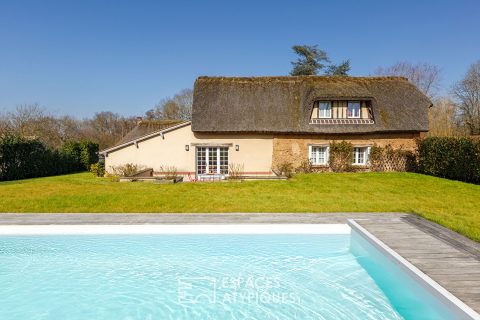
[310,100,374,124]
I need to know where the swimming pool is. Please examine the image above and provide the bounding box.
[0,224,477,320]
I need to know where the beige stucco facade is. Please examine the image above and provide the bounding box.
[272,132,420,169]
[104,124,274,176]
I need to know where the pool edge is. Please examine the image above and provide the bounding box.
[0,224,351,235]
[348,219,480,320]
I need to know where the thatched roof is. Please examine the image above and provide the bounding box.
[192,76,432,134]
[106,120,189,152]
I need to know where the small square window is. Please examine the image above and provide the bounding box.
[353,147,370,165]
[348,102,361,118]
[309,146,329,165]
[318,102,332,118]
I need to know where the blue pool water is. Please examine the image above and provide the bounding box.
[0,233,459,319]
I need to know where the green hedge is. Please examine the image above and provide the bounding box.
[62,140,99,171]
[0,136,98,181]
[417,137,480,183]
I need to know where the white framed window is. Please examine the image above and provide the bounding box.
[353,147,370,165]
[309,145,329,165]
[196,147,229,175]
[318,102,332,118]
[347,101,361,118]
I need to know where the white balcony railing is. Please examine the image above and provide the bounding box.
[310,118,375,125]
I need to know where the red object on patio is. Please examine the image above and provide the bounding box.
[187,172,198,182]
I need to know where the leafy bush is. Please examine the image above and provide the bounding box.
[329,141,353,172]
[418,137,480,183]
[0,135,83,181]
[90,162,105,177]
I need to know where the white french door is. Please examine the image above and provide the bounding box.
[196,147,228,176]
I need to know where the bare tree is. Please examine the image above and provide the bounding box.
[55,115,85,142]
[145,88,193,120]
[0,113,12,136]
[1,105,138,150]
[173,88,193,120]
[2,90,195,151]
[428,97,464,137]
[84,111,137,149]
[7,104,46,137]
[375,61,441,99]
[1,104,88,148]
[452,61,480,135]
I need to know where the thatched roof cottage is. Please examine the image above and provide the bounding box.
[100,76,431,180]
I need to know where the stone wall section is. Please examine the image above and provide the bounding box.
[272,132,421,169]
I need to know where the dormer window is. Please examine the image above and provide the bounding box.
[318,102,332,118]
[347,102,361,118]
[310,100,374,124]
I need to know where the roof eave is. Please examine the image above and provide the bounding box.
[191,128,428,135]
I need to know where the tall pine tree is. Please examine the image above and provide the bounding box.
[290,45,350,76]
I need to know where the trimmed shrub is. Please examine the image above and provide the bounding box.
[329,141,353,172]
[417,137,480,183]
[90,162,105,177]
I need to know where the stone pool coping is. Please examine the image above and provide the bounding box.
[0,223,350,235]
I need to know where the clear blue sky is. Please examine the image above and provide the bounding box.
[1,0,479,118]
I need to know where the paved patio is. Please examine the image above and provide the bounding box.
[0,212,479,315]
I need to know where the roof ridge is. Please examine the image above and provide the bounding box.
[138,119,188,126]
[196,76,409,82]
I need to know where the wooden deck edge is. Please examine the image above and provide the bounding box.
[402,215,480,261]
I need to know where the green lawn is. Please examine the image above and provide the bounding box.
[0,172,479,241]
